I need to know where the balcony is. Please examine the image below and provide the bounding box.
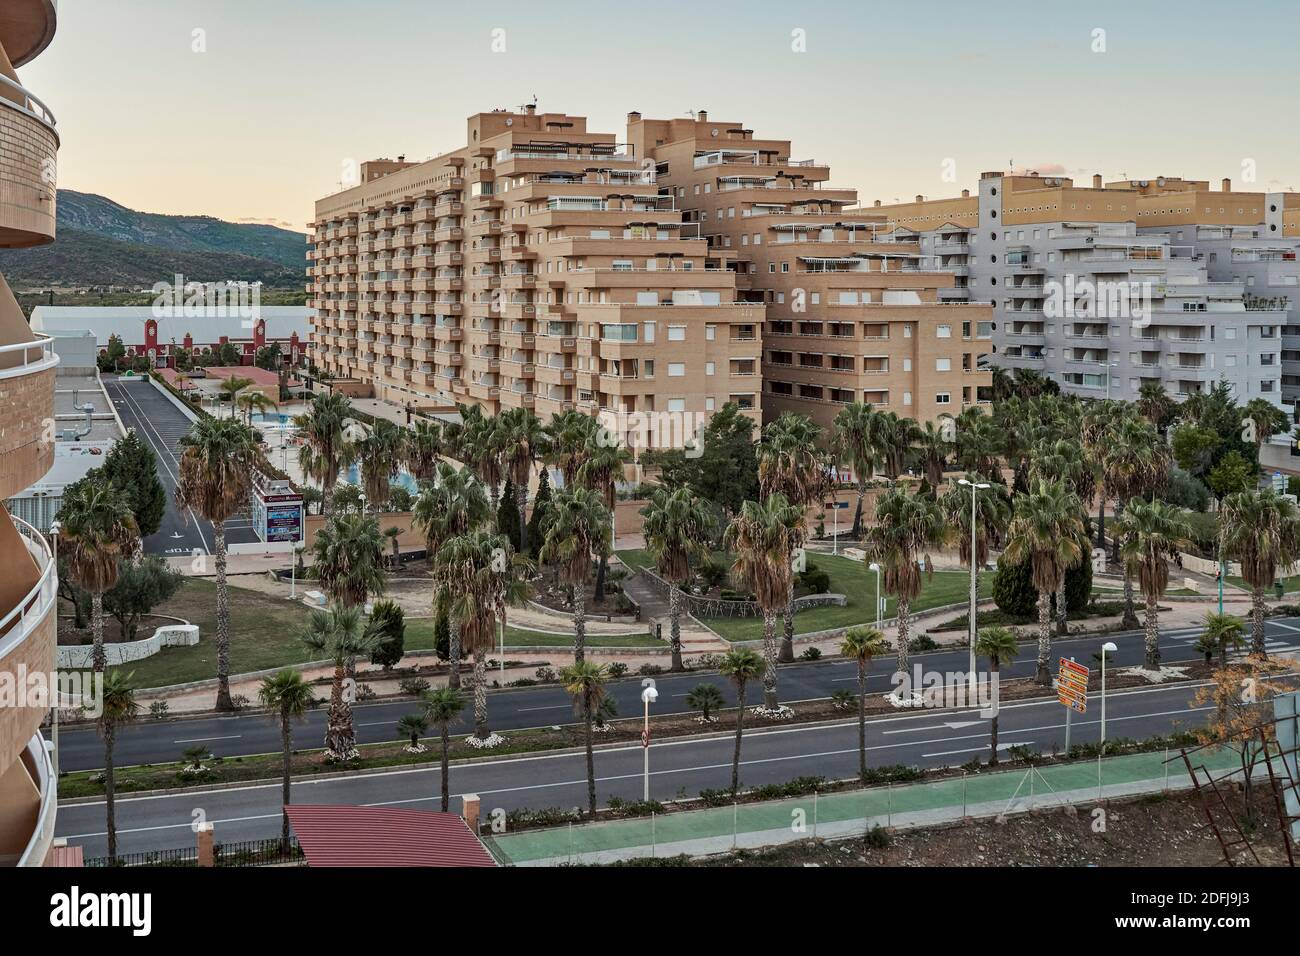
[0,71,59,247]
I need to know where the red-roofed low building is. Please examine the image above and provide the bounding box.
[285,806,497,867]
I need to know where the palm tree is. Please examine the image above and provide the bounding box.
[839,626,887,782]
[1243,397,1289,451]
[876,412,922,480]
[915,420,953,489]
[498,407,549,552]
[404,419,445,483]
[1220,489,1300,656]
[383,526,402,570]
[258,669,315,850]
[975,626,1018,764]
[1114,499,1192,668]
[1101,415,1168,628]
[458,410,505,514]
[1135,381,1175,431]
[758,412,825,662]
[309,512,387,609]
[539,486,611,664]
[300,604,379,762]
[432,529,513,744]
[1199,612,1246,667]
[561,660,609,815]
[218,373,255,409]
[1080,400,1129,548]
[1003,478,1087,684]
[422,687,465,811]
[1030,438,1096,635]
[545,409,598,486]
[640,486,715,672]
[236,390,276,426]
[863,486,950,686]
[832,402,883,538]
[413,462,491,688]
[56,477,140,673]
[576,434,632,604]
[356,418,407,513]
[176,416,257,710]
[294,391,356,515]
[939,473,1011,626]
[686,683,725,722]
[724,493,804,711]
[955,410,1004,480]
[96,669,138,864]
[719,647,765,793]
[397,713,428,751]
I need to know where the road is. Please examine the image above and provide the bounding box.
[103,377,260,556]
[55,678,1224,858]
[55,617,1300,774]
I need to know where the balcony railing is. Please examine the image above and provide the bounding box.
[0,73,57,132]
[0,516,56,661]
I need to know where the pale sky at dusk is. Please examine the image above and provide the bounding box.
[20,0,1300,232]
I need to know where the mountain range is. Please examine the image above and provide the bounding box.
[0,190,308,289]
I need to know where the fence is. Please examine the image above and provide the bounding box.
[84,838,303,868]
[482,746,1244,866]
[636,567,846,619]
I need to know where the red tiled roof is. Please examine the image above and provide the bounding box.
[285,806,497,867]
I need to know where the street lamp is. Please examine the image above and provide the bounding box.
[1097,361,1119,400]
[1100,641,1118,752]
[640,680,658,801]
[868,562,882,628]
[958,478,991,695]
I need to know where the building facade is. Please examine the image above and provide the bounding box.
[308,108,763,451]
[0,0,60,867]
[630,112,993,431]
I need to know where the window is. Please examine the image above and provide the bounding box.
[903,391,912,406]
[668,362,685,377]
[667,399,686,412]
[705,325,716,341]
[936,392,951,405]
[937,325,952,338]
[706,397,716,411]
[667,326,686,342]
[705,361,715,375]
[936,358,951,372]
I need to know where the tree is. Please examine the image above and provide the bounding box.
[103,334,126,372]
[254,342,282,371]
[560,660,608,815]
[422,688,466,811]
[404,420,445,484]
[1136,381,1177,431]
[456,406,505,514]
[992,554,1037,618]
[915,420,953,488]
[724,493,804,711]
[258,669,314,850]
[1242,397,1290,450]
[576,432,631,605]
[216,342,242,366]
[1199,612,1246,667]
[641,403,760,521]
[685,683,724,722]
[356,418,407,512]
[1207,450,1256,501]
[236,391,276,426]
[839,626,887,782]
[96,669,139,864]
[832,402,884,538]
[940,472,1011,615]
[396,713,428,752]
[975,626,1018,764]
[1192,662,1280,823]
[218,373,255,408]
[56,476,140,672]
[1220,489,1300,655]
[367,599,406,670]
[310,511,387,610]
[539,486,611,664]
[545,409,598,486]
[387,486,414,514]
[719,647,765,794]
[863,486,950,686]
[294,391,356,516]
[1115,499,1192,668]
[100,431,166,539]
[1002,479,1087,684]
[640,486,715,672]
[104,555,182,641]
[1101,415,1169,627]
[176,416,257,709]
[382,525,402,570]
[498,406,548,553]
[300,604,379,762]
[525,468,552,558]
[497,478,522,554]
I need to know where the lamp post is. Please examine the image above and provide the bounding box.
[47,519,61,778]
[640,680,658,801]
[868,562,882,628]
[1097,361,1119,400]
[958,479,990,695]
[1100,641,1118,752]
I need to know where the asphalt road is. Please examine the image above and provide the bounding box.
[55,678,1224,858]
[104,377,260,556]
[55,617,1300,776]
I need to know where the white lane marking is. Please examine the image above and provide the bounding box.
[518,705,572,712]
[173,735,241,744]
[1269,620,1300,633]
[884,719,986,735]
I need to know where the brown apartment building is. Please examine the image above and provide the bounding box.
[308,108,764,451]
[0,0,60,866]
[629,111,994,431]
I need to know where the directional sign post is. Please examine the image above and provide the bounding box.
[1056,657,1089,751]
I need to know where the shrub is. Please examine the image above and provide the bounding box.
[368,599,406,670]
[638,663,665,676]
[696,555,730,591]
[148,700,170,720]
[534,667,558,684]
[398,677,431,696]
[864,825,891,849]
[831,689,855,710]
[1064,558,1092,614]
[797,564,831,595]
[992,556,1036,617]
[799,646,822,661]
[607,662,629,679]
[908,634,938,653]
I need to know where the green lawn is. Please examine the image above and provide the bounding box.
[404,620,664,650]
[1226,574,1300,594]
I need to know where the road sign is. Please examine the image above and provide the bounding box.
[1057,657,1089,713]
[641,729,651,748]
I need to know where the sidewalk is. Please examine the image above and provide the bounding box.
[483,746,1242,866]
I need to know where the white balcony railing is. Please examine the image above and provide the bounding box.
[0,73,57,132]
[0,334,58,380]
[0,516,56,662]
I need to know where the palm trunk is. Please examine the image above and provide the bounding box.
[731,679,747,793]
[594,554,608,604]
[857,665,867,782]
[761,612,780,710]
[280,712,292,851]
[852,482,865,540]
[214,520,233,711]
[1095,493,1106,550]
[573,581,587,664]
[324,662,356,759]
[668,586,684,672]
[1056,580,1068,637]
[1121,568,1140,630]
[583,695,597,816]
[104,723,117,864]
[322,475,335,518]
[1035,589,1052,684]
[989,659,1001,765]
[778,580,796,663]
[895,595,911,684]
[1251,587,1268,657]
[91,591,106,673]
[473,652,489,740]
[516,481,529,553]
[448,618,462,689]
[439,723,450,812]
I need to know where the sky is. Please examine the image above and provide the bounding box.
[19,0,1300,233]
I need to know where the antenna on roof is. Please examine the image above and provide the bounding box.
[687,110,696,119]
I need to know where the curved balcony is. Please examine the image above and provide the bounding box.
[0,333,58,497]
[0,0,57,68]
[0,71,59,247]
[10,733,56,867]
